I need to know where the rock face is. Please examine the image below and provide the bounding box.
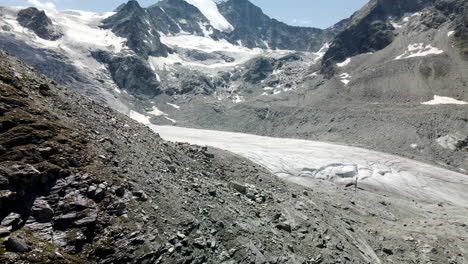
[320,0,467,75]
[31,198,54,223]
[218,0,329,51]
[16,7,62,41]
[101,0,169,57]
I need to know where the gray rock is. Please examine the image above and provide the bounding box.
[0,175,9,186]
[0,226,11,237]
[2,164,40,184]
[275,222,291,232]
[115,185,126,197]
[87,185,97,197]
[94,186,106,201]
[193,237,206,249]
[229,182,247,194]
[73,211,98,227]
[1,25,12,31]
[1,212,22,227]
[5,236,30,252]
[108,200,126,216]
[17,7,62,41]
[32,198,54,223]
[53,213,80,227]
[203,152,215,159]
[133,190,148,201]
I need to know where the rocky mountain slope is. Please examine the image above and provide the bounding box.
[0,0,468,262]
[0,0,466,168]
[2,49,468,263]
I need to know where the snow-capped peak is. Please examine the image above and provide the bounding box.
[183,0,233,32]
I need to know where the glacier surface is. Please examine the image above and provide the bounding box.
[150,125,468,207]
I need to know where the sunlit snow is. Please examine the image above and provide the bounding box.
[336,58,351,67]
[182,0,233,32]
[339,73,351,85]
[166,103,180,109]
[148,106,166,116]
[394,43,444,60]
[421,95,468,105]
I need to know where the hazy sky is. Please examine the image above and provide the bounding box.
[2,0,368,29]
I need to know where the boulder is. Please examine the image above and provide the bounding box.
[1,164,40,184]
[229,182,247,194]
[5,236,30,252]
[133,190,148,201]
[0,226,11,237]
[1,212,22,227]
[115,185,126,197]
[275,222,292,232]
[31,198,54,223]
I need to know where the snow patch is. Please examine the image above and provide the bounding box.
[421,95,467,105]
[447,31,455,37]
[390,21,402,29]
[312,42,329,63]
[148,106,166,116]
[233,94,244,103]
[166,103,180,109]
[146,106,177,124]
[395,43,444,60]
[339,73,351,85]
[129,111,152,125]
[182,0,233,32]
[164,116,177,123]
[336,58,351,67]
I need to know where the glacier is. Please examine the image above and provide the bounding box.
[150,125,468,207]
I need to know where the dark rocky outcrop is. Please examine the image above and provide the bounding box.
[16,7,62,41]
[92,50,162,96]
[101,0,169,58]
[320,0,467,75]
[218,0,330,51]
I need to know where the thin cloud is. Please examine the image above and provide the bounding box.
[27,0,57,10]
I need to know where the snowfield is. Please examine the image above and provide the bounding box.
[150,125,468,207]
[182,0,233,32]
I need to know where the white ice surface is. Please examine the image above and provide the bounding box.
[149,125,468,207]
[421,95,468,105]
[182,0,233,32]
[152,34,295,74]
[395,43,444,60]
